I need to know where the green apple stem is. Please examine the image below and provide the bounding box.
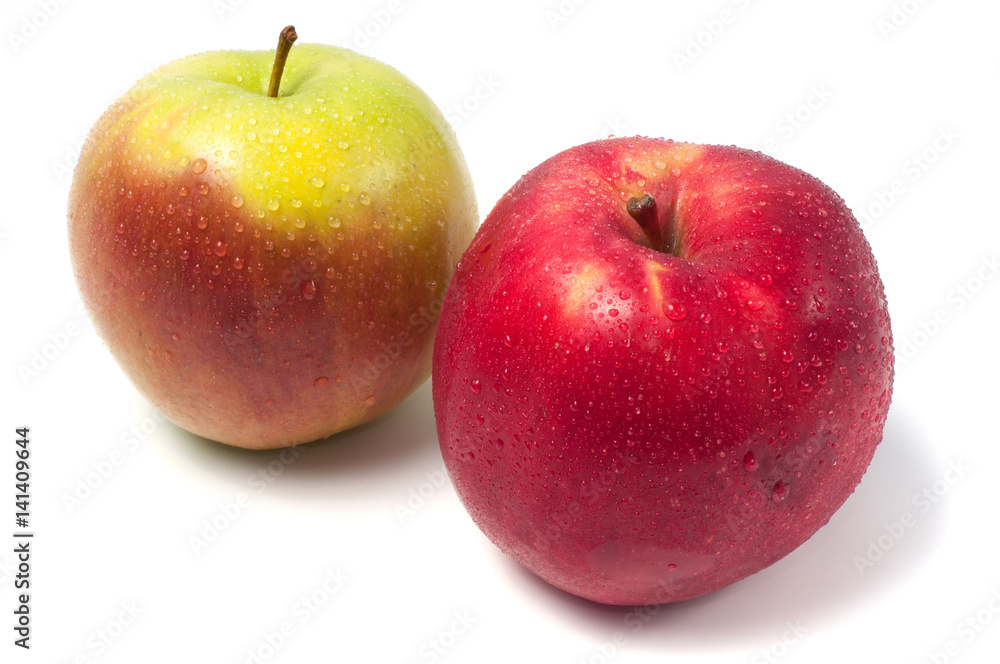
[627,195,668,252]
[267,25,298,98]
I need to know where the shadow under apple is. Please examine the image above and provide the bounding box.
[157,380,442,507]
[500,404,945,654]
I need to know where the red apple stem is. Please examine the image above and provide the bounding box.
[268,25,298,98]
[627,195,666,252]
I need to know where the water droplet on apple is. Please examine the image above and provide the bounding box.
[337,140,349,150]
[213,241,227,257]
[116,223,126,235]
[267,199,280,211]
[664,300,687,321]
[771,481,789,502]
[301,280,317,300]
[746,298,765,311]
[191,158,207,174]
[178,185,190,197]
[743,451,758,471]
[470,380,482,394]
[340,183,351,192]
[359,193,371,206]
[231,194,244,209]
[232,257,244,270]
[314,376,329,388]
[310,177,325,188]
[197,182,209,196]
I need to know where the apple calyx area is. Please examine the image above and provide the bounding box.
[267,25,298,98]
[626,194,678,257]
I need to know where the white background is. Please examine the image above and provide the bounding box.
[2,0,998,662]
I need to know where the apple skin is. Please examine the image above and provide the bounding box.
[433,137,893,605]
[69,44,476,449]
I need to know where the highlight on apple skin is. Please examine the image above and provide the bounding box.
[69,32,477,449]
[432,136,893,605]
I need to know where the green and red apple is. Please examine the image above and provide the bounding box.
[69,28,476,448]
[433,137,893,605]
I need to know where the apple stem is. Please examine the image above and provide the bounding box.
[627,195,666,252]
[268,25,298,98]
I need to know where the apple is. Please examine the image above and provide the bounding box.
[69,27,477,449]
[433,136,893,605]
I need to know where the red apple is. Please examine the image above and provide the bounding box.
[69,29,477,448]
[433,136,893,605]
